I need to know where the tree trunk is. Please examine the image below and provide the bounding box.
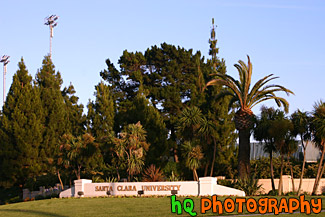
[288,155,295,192]
[297,140,307,195]
[238,129,251,179]
[204,162,209,177]
[278,155,284,195]
[312,144,325,194]
[193,169,199,181]
[314,154,325,195]
[313,142,325,194]
[75,166,81,180]
[173,148,179,163]
[57,170,64,190]
[269,151,276,191]
[116,167,120,181]
[209,137,217,177]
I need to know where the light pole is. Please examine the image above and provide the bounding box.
[0,55,10,106]
[44,15,59,59]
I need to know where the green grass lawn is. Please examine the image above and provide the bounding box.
[0,196,324,217]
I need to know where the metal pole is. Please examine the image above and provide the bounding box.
[3,64,5,106]
[50,26,53,59]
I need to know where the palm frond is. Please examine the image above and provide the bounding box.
[204,79,243,107]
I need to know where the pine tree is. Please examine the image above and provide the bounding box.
[35,55,67,170]
[87,81,114,140]
[0,58,43,186]
[62,84,85,137]
[101,44,207,163]
[119,93,168,166]
[87,81,115,165]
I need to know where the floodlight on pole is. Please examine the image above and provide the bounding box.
[0,55,10,106]
[44,15,59,59]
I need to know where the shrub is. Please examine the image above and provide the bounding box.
[267,189,278,196]
[142,165,165,182]
[217,179,235,188]
[233,175,262,196]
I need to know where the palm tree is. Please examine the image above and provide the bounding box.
[253,106,282,192]
[291,110,311,195]
[311,101,325,194]
[178,106,218,177]
[204,55,294,179]
[114,122,150,181]
[59,133,99,180]
[182,141,204,181]
[269,118,296,195]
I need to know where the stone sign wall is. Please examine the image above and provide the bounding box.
[59,177,245,198]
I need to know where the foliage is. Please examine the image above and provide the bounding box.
[251,157,302,179]
[62,84,85,137]
[142,165,165,182]
[181,141,204,181]
[87,81,114,141]
[113,122,150,181]
[204,55,294,179]
[233,175,262,196]
[117,93,168,166]
[267,189,278,196]
[24,174,59,191]
[58,133,103,180]
[0,186,22,205]
[311,100,325,194]
[35,55,67,171]
[0,58,43,186]
[166,171,183,182]
[92,175,118,183]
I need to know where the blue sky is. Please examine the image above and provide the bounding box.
[1,0,324,115]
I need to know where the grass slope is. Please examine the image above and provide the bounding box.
[0,196,324,217]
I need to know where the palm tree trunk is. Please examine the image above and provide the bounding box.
[297,140,307,195]
[313,142,325,194]
[173,148,179,163]
[116,167,120,181]
[238,129,251,179]
[204,162,209,177]
[209,137,217,177]
[75,165,81,180]
[193,169,199,181]
[314,155,325,195]
[270,151,276,191]
[288,155,295,192]
[57,170,64,190]
[278,155,284,195]
[312,144,325,194]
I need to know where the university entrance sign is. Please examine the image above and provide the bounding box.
[59,177,245,198]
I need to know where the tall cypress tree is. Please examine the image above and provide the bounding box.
[87,81,115,165]
[35,55,66,169]
[201,19,237,177]
[0,58,43,186]
[118,93,168,166]
[87,81,114,140]
[62,84,85,137]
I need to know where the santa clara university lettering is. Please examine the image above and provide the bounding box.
[59,177,245,198]
[95,185,181,192]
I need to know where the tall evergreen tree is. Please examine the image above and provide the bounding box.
[101,44,208,163]
[117,93,168,166]
[35,55,67,169]
[0,58,43,186]
[87,81,114,140]
[62,84,85,137]
[87,81,115,166]
[201,19,236,177]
